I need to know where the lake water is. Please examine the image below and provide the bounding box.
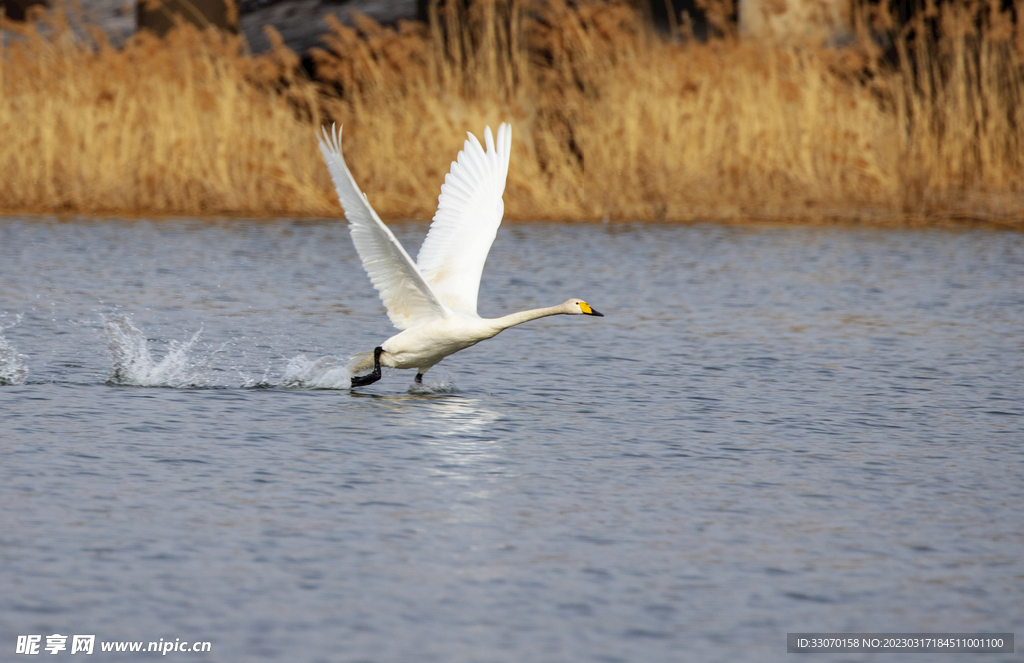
[0,217,1021,662]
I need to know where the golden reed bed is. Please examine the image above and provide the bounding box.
[1,0,1022,226]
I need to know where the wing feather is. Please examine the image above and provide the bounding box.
[318,125,448,330]
[415,123,512,316]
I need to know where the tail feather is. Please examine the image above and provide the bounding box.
[346,350,376,376]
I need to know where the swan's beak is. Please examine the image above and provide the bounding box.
[579,302,604,317]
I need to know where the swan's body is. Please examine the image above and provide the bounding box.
[317,123,602,387]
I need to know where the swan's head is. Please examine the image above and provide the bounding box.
[564,299,604,317]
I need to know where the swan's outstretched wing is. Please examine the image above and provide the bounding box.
[416,123,512,316]
[318,125,448,331]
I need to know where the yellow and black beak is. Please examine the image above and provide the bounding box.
[579,302,604,317]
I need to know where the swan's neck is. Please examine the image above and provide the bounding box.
[489,305,566,332]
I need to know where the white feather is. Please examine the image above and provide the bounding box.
[317,125,448,330]
[416,123,512,315]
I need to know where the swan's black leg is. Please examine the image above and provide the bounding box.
[351,347,383,387]
[415,373,423,384]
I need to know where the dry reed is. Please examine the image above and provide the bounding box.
[0,11,335,216]
[1,0,1023,226]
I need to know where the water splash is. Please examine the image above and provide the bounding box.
[407,377,459,395]
[98,313,453,391]
[238,365,275,389]
[281,354,352,389]
[281,354,462,391]
[103,314,208,388]
[0,316,28,385]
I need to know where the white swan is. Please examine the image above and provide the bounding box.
[317,123,603,387]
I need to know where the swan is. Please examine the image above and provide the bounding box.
[317,123,603,388]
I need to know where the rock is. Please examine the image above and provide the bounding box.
[239,0,417,54]
[739,0,852,44]
[2,0,416,53]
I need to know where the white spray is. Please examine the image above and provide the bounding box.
[0,315,28,385]
[103,314,207,388]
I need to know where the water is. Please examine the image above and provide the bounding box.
[1,217,1022,662]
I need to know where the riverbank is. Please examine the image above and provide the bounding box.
[1,0,1022,226]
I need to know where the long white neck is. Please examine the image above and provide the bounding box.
[489,305,568,332]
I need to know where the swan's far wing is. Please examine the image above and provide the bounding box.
[318,125,447,330]
[415,123,512,316]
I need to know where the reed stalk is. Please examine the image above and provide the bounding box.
[1,0,1022,225]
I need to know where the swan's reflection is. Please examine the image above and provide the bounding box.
[365,392,505,471]
[422,396,501,439]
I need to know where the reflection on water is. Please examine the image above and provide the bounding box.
[361,393,505,465]
[0,218,1022,663]
[417,397,504,474]
[421,396,502,439]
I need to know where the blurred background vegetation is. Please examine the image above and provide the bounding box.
[1,0,1022,225]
